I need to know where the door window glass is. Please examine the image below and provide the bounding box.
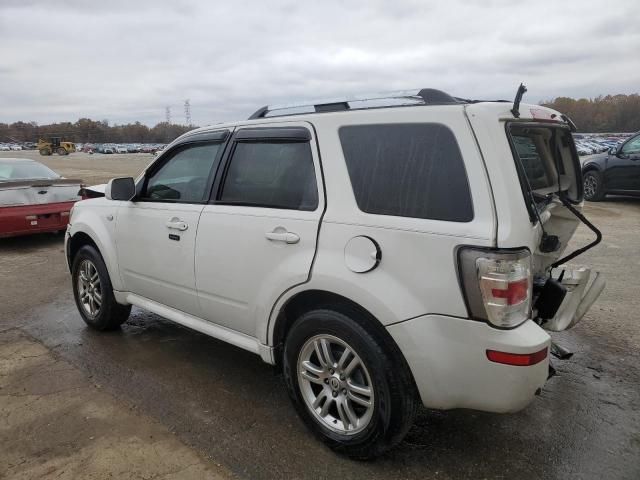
[220,141,318,210]
[143,143,222,203]
[622,136,640,155]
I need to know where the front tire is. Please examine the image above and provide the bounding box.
[72,245,131,330]
[283,309,418,459]
[583,170,605,201]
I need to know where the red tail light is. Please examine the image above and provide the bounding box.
[486,348,548,366]
[458,248,532,329]
[491,278,529,305]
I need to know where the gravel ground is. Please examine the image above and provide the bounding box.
[1,151,639,479]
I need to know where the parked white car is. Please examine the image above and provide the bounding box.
[65,88,605,458]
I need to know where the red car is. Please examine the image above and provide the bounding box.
[0,158,83,238]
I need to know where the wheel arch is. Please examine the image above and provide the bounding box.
[270,289,418,390]
[582,162,603,174]
[67,231,100,270]
[67,216,123,291]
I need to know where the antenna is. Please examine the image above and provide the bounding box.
[184,99,191,126]
[511,83,527,118]
[165,106,171,124]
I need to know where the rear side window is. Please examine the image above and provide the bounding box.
[220,141,318,211]
[339,123,473,222]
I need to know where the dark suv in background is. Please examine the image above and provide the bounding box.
[582,132,640,201]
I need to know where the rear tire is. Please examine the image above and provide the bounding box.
[583,170,605,201]
[57,147,68,155]
[283,309,418,459]
[72,245,131,330]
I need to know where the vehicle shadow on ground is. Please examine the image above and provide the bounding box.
[25,301,635,480]
[0,232,64,253]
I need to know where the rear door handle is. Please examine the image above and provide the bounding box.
[166,218,188,231]
[265,229,300,244]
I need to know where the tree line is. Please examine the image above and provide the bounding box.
[542,94,640,133]
[0,118,197,144]
[1,94,639,142]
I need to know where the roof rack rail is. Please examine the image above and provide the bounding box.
[248,88,462,120]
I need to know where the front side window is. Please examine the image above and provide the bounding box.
[220,141,318,211]
[143,143,222,203]
[339,123,473,222]
[621,135,640,155]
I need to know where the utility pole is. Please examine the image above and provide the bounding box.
[184,99,191,126]
[165,106,171,124]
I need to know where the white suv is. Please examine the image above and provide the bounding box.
[65,88,605,458]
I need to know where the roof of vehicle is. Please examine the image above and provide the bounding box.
[172,89,571,149]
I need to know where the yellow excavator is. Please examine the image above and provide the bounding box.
[37,137,76,156]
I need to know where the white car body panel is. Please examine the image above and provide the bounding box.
[66,198,123,290]
[194,121,325,338]
[116,202,205,317]
[388,315,550,412]
[65,99,604,414]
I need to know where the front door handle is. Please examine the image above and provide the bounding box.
[265,228,300,244]
[166,217,188,231]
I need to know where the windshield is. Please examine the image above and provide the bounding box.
[508,124,582,216]
[0,161,60,181]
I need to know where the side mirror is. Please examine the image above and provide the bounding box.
[609,146,618,155]
[105,177,136,201]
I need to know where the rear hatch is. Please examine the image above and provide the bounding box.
[506,122,583,269]
[505,121,605,331]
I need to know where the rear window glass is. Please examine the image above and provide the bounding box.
[511,135,555,190]
[338,123,473,222]
[0,162,59,181]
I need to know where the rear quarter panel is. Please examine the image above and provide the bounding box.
[265,106,496,343]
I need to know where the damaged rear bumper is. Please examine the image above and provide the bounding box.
[542,266,606,332]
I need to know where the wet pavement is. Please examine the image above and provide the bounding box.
[1,183,639,479]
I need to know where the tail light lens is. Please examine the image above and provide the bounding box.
[458,247,532,328]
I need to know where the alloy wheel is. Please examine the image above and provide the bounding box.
[77,259,102,317]
[584,174,598,198]
[297,334,375,435]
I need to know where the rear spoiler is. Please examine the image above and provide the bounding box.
[0,178,83,189]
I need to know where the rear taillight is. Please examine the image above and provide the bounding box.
[458,247,532,329]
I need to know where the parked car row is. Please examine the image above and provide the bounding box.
[0,142,38,151]
[573,133,634,156]
[78,143,166,154]
[0,143,24,151]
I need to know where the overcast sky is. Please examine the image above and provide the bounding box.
[1,0,638,126]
